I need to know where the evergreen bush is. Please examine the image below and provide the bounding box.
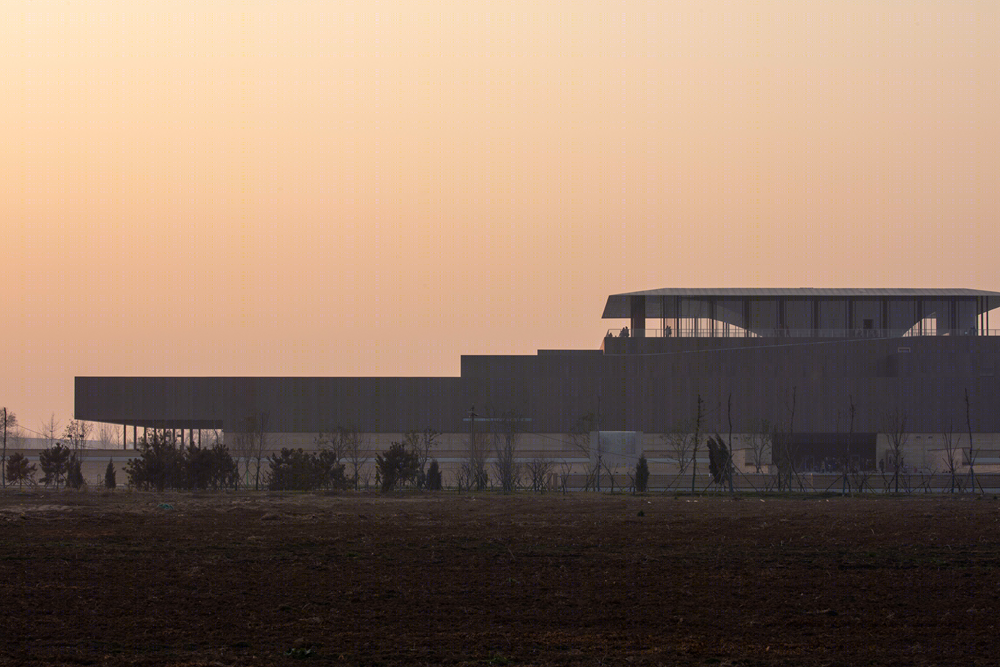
[39,443,71,487]
[66,455,85,489]
[375,442,420,492]
[105,461,117,490]
[426,459,443,490]
[635,455,649,493]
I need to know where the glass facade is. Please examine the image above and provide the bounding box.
[888,299,917,335]
[817,299,848,332]
[613,292,994,338]
[784,299,813,332]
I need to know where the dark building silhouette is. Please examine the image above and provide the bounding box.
[75,288,1000,475]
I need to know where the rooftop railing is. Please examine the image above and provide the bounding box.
[606,327,1000,339]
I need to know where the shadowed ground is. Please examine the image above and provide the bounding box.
[1,491,998,666]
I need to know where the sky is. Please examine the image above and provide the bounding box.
[3,0,998,433]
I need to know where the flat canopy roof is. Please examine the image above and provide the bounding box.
[602,288,1000,319]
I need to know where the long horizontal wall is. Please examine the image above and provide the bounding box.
[76,336,1000,437]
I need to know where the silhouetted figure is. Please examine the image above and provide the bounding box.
[620,326,629,338]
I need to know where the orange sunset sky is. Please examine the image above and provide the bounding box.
[3,0,998,433]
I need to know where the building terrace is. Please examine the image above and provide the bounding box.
[602,288,999,341]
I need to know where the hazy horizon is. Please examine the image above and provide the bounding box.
[4,0,998,431]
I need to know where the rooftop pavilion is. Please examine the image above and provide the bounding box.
[602,288,1000,339]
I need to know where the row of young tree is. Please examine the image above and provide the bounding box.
[5,443,88,489]
[1,388,990,494]
[651,387,987,495]
[0,411,100,489]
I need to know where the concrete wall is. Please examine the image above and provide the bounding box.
[75,336,1000,438]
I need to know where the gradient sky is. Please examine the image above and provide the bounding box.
[3,0,998,433]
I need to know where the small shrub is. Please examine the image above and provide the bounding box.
[105,461,117,490]
[426,459,442,490]
[635,456,649,493]
[66,455,85,489]
[707,434,731,487]
[126,430,239,491]
[6,452,36,488]
[266,448,348,491]
[376,442,420,492]
[39,443,71,487]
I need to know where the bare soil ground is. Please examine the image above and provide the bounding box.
[1,491,998,666]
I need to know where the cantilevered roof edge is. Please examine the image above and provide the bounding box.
[602,288,1000,319]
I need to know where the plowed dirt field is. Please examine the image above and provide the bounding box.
[1,491,998,666]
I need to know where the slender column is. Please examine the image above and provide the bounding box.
[133,425,137,450]
[123,424,127,450]
[630,295,646,338]
[661,296,666,337]
[710,298,716,338]
[675,295,680,338]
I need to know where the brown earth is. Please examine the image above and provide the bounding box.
[1,491,998,666]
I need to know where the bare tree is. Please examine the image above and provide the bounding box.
[401,428,439,488]
[334,428,355,461]
[492,411,523,494]
[96,423,121,449]
[251,412,269,490]
[209,429,224,447]
[341,427,371,491]
[774,387,800,492]
[723,394,735,492]
[569,412,598,490]
[9,426,26,451]
[526,457,554,492]
[842,396,855,496]
[63,420,93,461]
[233,412,269,490]
[965,389,978,493]
[1,408,15,488]
[942,420,961,493]
[40,413,61,448]
[230,429,253,489]
[745,419,772,475]
[691,394,704,494]
[558,459,574,494]
[882,406,908,494]
[601,459,621,494]
[661,430,693,491]
[458,431,490,492]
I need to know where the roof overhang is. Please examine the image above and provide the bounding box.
[602,288,1000,319]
